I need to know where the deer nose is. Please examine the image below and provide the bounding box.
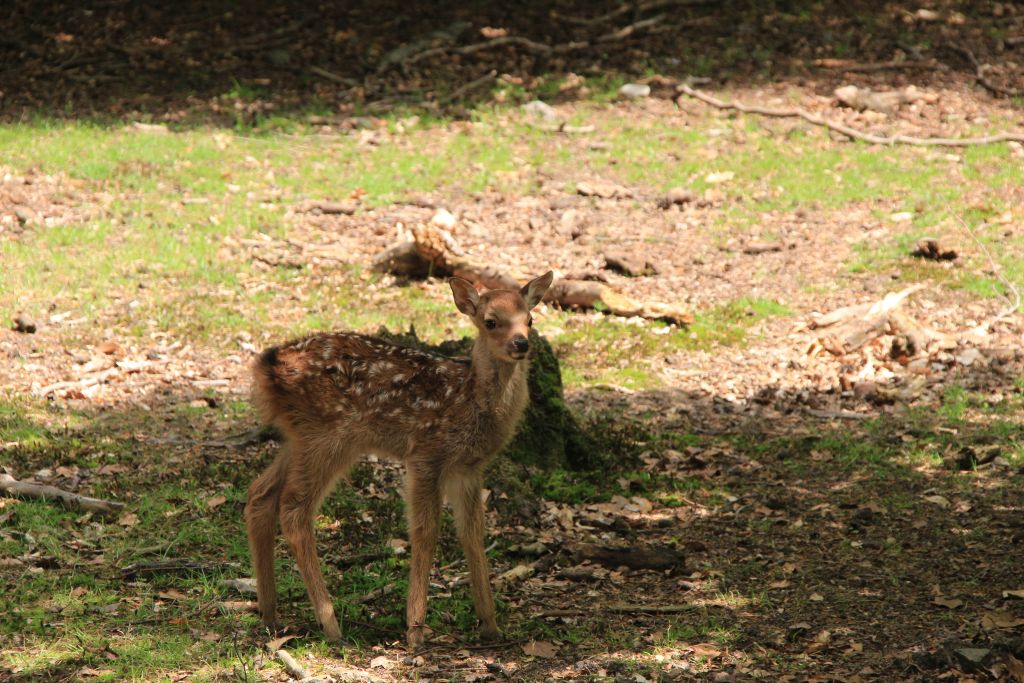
[512,336,529,353]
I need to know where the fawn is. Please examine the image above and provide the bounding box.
[245,271,554,647]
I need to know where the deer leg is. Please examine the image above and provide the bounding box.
[447,475,499,640]
[278,444,351,642]
[405,468,442,649]
[245,446,290,631]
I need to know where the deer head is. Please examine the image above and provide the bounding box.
[449,272,553,362]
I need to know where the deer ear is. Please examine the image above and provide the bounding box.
[521,271,554,309]
[449,277,480,316]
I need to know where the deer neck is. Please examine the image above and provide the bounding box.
[470,338,528,418]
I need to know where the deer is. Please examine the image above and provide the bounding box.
[244,271,554,648]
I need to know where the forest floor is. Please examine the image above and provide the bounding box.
[3,1,1024,681]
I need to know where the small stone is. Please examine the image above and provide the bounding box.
[955,647,991,668]
[523,100,558,123]
[657,187,696,209]
[618,83,651,99]
[12,314,36,333]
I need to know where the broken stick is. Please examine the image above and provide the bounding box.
[0,473,125,515]
[677,85,1024,147]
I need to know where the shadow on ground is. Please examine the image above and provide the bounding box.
[2,0,1016,123]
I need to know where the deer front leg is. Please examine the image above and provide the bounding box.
[447,474,499,641]
[405,469,442,649]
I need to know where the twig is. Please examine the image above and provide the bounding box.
[551,0,713,26]
[677,84,1024,147]
[0,473,125,514]
[440,69,497,104]
[946,44,1023,98]
[352,581,398,605]
[536,604,697,618]
[952,212,1022,327]
[805,408,873,421]
[813,58,940,73]
[119,560,217,579]
[308,65,358,87]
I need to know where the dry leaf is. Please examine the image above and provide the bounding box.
[769,580,791,589]
[158,589,188,601]
[369,655,392,669]
[705,171,734,184]
[1003,589,1024,600]
[932,596,962,609]
[206,494,227,509]
[265,635,296,651]
[199,631,221,642]
[522,640,558,658]
[1007,653,1024,682]
[690,642,721,658]
[810,593,824,602]
[981,611,1024,630]
[118,512,139,526]
[923,495,950,508]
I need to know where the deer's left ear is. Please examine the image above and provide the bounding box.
[521,271,554,309]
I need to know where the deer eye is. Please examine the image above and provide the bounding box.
[527,315,533,327]
[484,319,497,330]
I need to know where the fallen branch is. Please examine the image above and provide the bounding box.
[814,58,940,73]
[810,284,934,355]
[572,543,684,571]
[677,85,1024,147]
[552,0,714,26]
[440,69,498,104]
[308,65,358,87]
[537,604,696,618]
[372,225,693,324]
[953,212,1022,328]
[120,560,218,579]
[0,473,124,514]
[946,44,1023,98]
[275,648,309,681]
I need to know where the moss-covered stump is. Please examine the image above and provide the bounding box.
[376,326,594,469]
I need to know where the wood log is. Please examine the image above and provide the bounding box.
[0,473,124,515]
[371,225,692,324]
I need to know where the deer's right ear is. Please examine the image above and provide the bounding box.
[449,277,480,316]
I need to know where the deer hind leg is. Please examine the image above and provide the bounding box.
[245,446,291,631]
[278,439,354,642]
[405,466,443,649]
[446,474,499,641]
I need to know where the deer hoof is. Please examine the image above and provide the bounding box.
[480,624,502,642]
[322,617,343,642]
[407,626,426,649]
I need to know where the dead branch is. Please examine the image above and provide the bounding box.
[119,560,218,579]
[440,69,498,104]
[274,648,309,681]
[804,409,872,421]
[536,604,696,618]
[308,65,358,87]
[572,543,684,571]
[372,225,693,324]
[551,0,715,26]
[947,44,1023,98]
[399,13,665,70]
[814,58,940,73]
[292,200,358,215]
[677,85,1024,147]
[0,473,125,514]
[810,284,933,355]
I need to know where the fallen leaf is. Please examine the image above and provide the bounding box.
[1007,653,1024,682]
[158,589,188,601]
[705,171,735,184]
[922,495,950,509]
[222,577,257,595]
[118,512,139,526]
[265,635,296,651]
[810,593,824,602]
[206,494,227,509]
[1003,589,1024,600]
[981,611,1024,630]
[769,580,791,589]
[522,640,558,658]
[932,596,962,609]
[690,642,721,658]
[199,631,221,642]
[369,655,392,669]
